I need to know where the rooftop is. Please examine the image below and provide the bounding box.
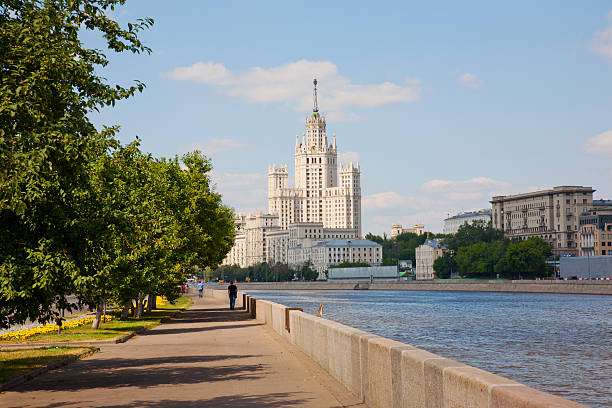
[491,186,595,202]
[444,209,491,221]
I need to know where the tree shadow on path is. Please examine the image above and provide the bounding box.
[16,358,269,392]
[36,393,314,408]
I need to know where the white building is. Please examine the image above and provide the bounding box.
[391,223,425,237]
[288,239,382,276]
[415,239,446,280]
[268,79,361,236]
[222,80,362,269]
[442,209,492,235]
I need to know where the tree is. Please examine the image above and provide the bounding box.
[328,262,371,268]
[297,262,318,281]
[0,0,153,328]
[433,253,456,279]
[496,238,552,279]
[444,220,504,251]
[456,240,506,278]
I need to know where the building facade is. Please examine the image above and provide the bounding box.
[578,204,612,257]
[442,209,492,235]
[415,239,446,280]
[491,186,595,257]
[268,80,362,236]
[288,239,382,275]
[391,223,425,237]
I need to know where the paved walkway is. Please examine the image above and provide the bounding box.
[1,295,366,407]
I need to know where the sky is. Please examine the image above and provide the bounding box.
[88,1,612,235]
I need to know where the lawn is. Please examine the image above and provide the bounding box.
[0,346,95,383]
[0,296,193,344]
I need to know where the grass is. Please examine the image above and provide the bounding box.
[0,346,95,383]
[0,296,193,344]
[157,296,192,310]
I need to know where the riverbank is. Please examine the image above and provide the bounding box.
[235,279,612,295]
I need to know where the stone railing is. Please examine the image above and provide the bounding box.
[204,289,586,408]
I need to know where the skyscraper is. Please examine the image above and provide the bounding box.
[268,79,362,236]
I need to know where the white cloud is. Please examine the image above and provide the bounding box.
[590,27,612,57]
[590,11,612,57]
[202,138,248,154]
[422,177,511,197]
[326,111,361,122]
[338,151,360,165]
[177,139,247,156]
[363,192,435,212]
[583,130,612,157]
[211,172,268,211]
[457,73,483,89]
[164,60,421,116]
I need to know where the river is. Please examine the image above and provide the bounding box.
[247,289,611,408]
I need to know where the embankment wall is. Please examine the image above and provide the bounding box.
[235,279,612,295]
[204,288,586,408]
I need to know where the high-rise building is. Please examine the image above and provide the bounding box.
[222,80,362,269]
[491,186,595,256]
[268,79,362,236]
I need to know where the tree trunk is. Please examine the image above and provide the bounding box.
[91,301,104,329]
[135,293,144,318]
[120,303,130,320]
[147,294,156,312]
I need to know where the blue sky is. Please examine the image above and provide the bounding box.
[89,1,612,234]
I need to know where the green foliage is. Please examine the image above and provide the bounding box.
[443,220,504,251]
[328,262,371,269]
[297,262,319,281]
[0,1,235,329]
[495,238,553,279]
[215,263,295,282]
[0,0,152,328]
[432,254,456,279]
[455,240,507,279]
[364,232,427,266]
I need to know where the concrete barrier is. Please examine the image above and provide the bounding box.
[205,288,587,407]
[236,280,612,295]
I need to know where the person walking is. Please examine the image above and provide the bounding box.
[228,280,238,310]
[197,280,204,298]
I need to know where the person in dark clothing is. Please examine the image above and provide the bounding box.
[228,280,238,310]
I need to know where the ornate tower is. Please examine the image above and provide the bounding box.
[295,79,338,194]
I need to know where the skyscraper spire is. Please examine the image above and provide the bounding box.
[313,78,319,112]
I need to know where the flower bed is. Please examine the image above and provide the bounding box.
[0,315,115,342]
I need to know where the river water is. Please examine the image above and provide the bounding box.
[247,289,611,407]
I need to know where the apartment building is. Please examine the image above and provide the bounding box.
[578,203,612,256]
[491,186,595,256]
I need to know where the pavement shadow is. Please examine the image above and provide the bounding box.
[142,323,262,336]
[166,308,251,323]
[17,358,270,392]
[58,354,263,370]
[79,393,314,408]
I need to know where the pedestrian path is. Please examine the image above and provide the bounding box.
[0,295,366,407]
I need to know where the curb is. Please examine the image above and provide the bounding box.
[0,347,98,392]
[1,310,185,350]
